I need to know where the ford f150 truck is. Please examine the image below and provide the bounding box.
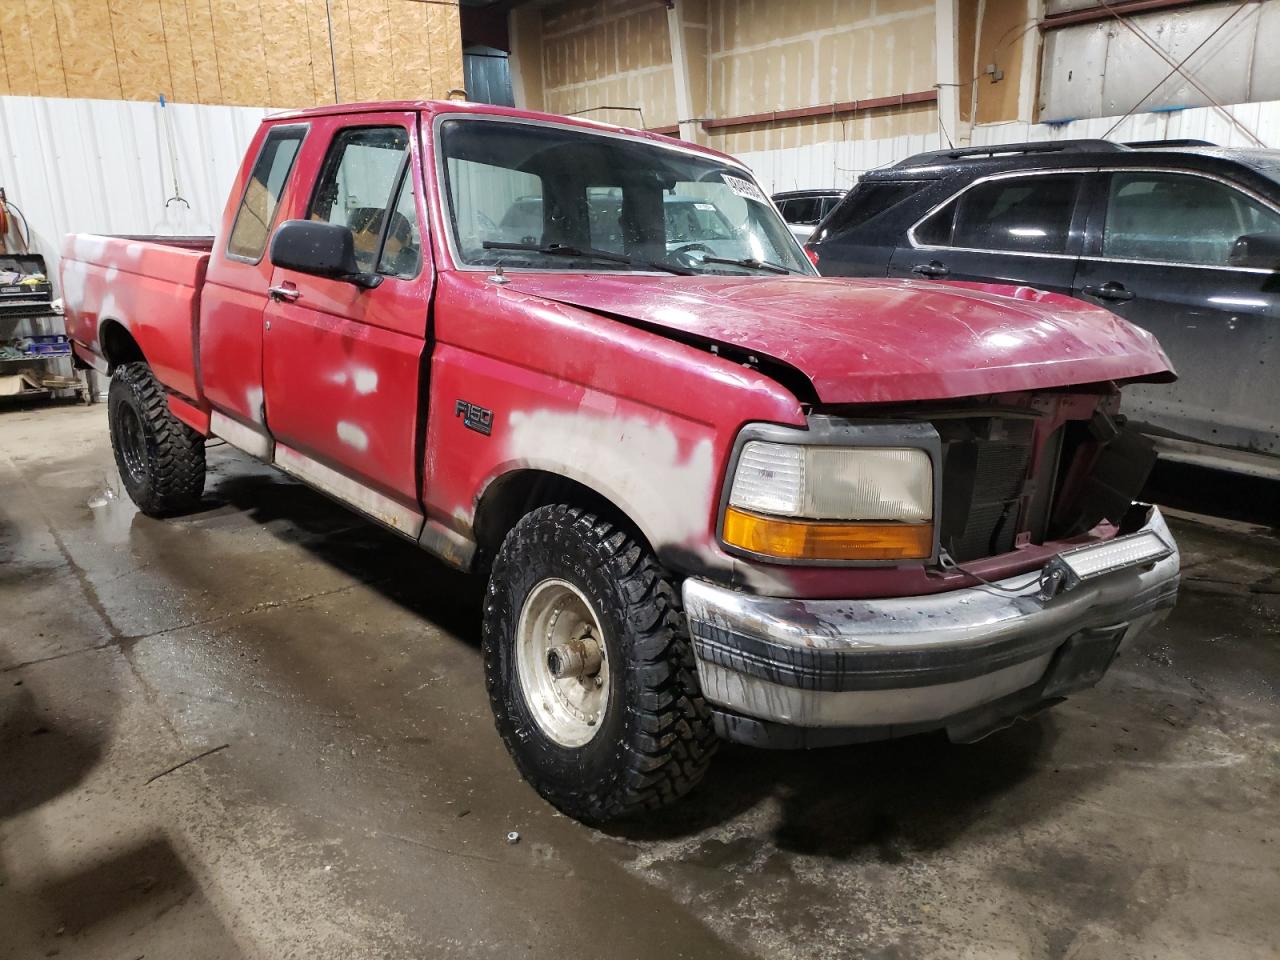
[61,100,1181,824]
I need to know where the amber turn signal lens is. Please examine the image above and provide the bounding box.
[722,507,933,561]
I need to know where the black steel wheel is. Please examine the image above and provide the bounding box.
[107,362,206,516]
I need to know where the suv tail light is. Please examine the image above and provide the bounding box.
[804,245,819,267]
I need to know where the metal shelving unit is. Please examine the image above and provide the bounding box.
[0,252,92,403]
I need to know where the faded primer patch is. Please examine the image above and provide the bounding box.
[245,386,265,424]
[337,421,370,452]
[60,260,87,314]
[327,367,379,395]
[505,408,715,549]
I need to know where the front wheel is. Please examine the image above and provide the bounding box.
[482,504,716,823]
[108,362,206,516]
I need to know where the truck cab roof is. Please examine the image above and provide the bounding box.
[266,98,746,169]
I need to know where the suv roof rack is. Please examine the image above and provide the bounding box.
[1123,138,1218,148]
[896,139,1127,167]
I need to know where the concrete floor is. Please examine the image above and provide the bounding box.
[1,402,1277,960]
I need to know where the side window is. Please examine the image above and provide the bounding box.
[309,126,410,273]
[227,126,305,261]
[787,197,821,224]
[824,181,920,236]
[377,171,422,279]
[919,175,1081,254]
[1103,171,1280,266]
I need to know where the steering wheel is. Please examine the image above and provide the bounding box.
[669,242,713,267]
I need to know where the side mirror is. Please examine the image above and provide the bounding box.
[1227,232,1280,270]
[269,220,382,288]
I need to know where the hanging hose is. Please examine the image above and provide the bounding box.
[0,189,32,255]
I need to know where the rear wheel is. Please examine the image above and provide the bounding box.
[108,362,206,516]
[482,504,716,823]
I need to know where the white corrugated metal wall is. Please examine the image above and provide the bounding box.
[0,95,279,293]
[969,99,1280,150]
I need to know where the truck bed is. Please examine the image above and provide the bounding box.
[61,234,213,400]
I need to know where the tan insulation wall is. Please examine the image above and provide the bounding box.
[973,0,1032,123]
[710,101,937,154]
[707,0,935,119]
[957,0,979,123]
[510,0,941,153]
[0,0,464,108]
[534,0,678,129]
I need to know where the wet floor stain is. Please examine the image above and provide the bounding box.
[2,403,1278,960]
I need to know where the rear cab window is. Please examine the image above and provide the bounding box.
[915,174,1082,254]
[227,126,307,261]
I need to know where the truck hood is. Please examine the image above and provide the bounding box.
[506,273,1175,404]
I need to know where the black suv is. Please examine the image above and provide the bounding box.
[808,140,1280,468]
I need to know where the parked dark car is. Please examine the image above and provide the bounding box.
[773,188,845,242]
[807,140,1280,469]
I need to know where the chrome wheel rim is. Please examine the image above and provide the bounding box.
[515,578,609,748]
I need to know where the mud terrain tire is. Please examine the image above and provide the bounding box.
[483,503,717,823]
[108,362,206,516]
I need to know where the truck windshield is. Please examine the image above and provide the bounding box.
[439,118,814,276]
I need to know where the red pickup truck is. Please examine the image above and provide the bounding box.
[62,100,1181,823]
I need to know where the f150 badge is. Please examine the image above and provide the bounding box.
[456,400,493,436]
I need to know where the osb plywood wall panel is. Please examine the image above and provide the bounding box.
[537,0,678,128]
[0,0,463,107]
[56,0,120,98]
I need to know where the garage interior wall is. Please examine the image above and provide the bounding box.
[511,0,1279,193]
[0,0,464,106]
[0,95,274,292]
[1039,0,1280,121]
[511,0,943,154]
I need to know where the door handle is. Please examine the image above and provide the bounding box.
[1082,281,1134,302]
[268,284,301,303]
[911,260,950,278]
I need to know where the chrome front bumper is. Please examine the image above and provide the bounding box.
[683,506,1180,746]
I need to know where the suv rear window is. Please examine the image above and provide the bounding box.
[780,197,823,224]
[917,174,1081,254]
[822,181,920,235]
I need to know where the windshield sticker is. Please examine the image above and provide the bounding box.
[722,174,768,204]
[694,202,716,211]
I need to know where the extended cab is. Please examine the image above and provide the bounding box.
[62,101,1181,824]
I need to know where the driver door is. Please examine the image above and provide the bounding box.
[261,112,433,535]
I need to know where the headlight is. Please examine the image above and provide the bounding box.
[724,441,934,561]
